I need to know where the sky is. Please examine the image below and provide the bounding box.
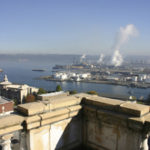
[0,0,150,55]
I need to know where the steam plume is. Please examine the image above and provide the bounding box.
[112,24,138,66]
[80,54,86,62]
[112,50,123,66]
[97,54,104,64]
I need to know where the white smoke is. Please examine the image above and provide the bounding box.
[112,50,123,66]
[80,54,86,62]
[112,24,138,66]
[97,54,104,64]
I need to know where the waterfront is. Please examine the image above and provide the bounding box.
[0,54,150,100]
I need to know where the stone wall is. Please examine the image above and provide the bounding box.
[0,93,150,150]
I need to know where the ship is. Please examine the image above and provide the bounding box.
[32,69,45,72]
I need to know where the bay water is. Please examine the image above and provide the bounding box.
[0,54,149,100]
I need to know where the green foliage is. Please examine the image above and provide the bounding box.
[137,101,144,104]
[87,91,98,95]
[13,99,18,106]
[37,88,47,94]
[56,85,62,92]
[129,96,137,101]
[69,90,77,95]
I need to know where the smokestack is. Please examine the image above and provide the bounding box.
[112,24,138,66]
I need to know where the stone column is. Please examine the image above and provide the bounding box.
[0,134,13,150]
[141,134,149,150]
[20,132,27,150]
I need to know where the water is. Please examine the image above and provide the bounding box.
[0,54,150,100]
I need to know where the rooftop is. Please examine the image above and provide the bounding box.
[0,96,11,104]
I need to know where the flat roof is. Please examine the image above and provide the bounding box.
[0,96,11,104]
[39,91,65,97]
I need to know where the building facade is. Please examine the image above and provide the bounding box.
[0,75,38,104]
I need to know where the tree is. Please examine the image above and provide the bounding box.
[25,94,36,103]
[37,88,47,94]
[13,99,18,106]
[56,85,62,92]
[129,96,137,101]
[87,91,98,95]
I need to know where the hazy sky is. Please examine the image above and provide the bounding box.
[0,0,150,55]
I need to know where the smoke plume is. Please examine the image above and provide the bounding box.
[112,24,138,66]
[80,54,86,62]
[97,54,104,64]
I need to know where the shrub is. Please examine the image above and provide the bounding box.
[56,85,62,92]
[69,90,77,95]
[37,88,47,94]
[87,91,98,95]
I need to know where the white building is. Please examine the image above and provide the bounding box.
[53,72,68,81]
[0,75,39,104]
[131,76,138,82]
[53,72,91,81]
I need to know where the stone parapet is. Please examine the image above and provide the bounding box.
[0,93,150,150]
[17,96,81,116]
[82,95,150,117]
[0,114,24,135]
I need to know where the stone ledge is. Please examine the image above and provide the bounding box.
[26,122,41,130]
[83,105,150,131]
[49,96,81,110]
[82,96,150,117]
[17,96,82,116]
[119,102,150,117]
[17,102,46,116]
[83,96,124,111]
[40,108,69,120]
[0,114,24,130]
[41,114,69,126]
[25,115,41,123]
[0,125,22,135]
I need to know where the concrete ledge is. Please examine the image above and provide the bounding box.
[119,102,150,117]
[26,122,41,130]
[83,96,124,111]
[0,114,24,129]
[41,114,69,126]
[25,115,41,123]
[17,102,46,116]
[40,108,69,120]
[49,96,81,110]
[0,125,22,135]
[83,104,149,131]
[82,96,150,117]
[0,114,24,135]
[17,96,82,116]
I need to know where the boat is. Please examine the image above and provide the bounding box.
[32,69,45,72]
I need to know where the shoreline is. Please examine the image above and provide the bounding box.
[36,76,150,89]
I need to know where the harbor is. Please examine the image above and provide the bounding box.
[1,54,150,100]
[38,75,150,89]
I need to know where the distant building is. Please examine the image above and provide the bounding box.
[0,75,39,104]
[0,96,13,116]
[38,91,69,101]
[53,72,91,81]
